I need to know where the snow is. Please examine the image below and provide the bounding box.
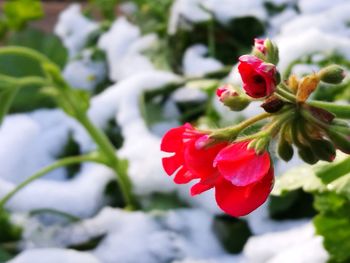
[9,248,100,263]
[54,4,99,57]
[4,0,349,262]
[168,0,266,34]
[98,17,156,82]
[183,45,223,77]
[243,223,328,263]
[63,50,106,91]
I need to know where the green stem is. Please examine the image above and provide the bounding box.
[309,100,350,119]
[77,113,137,210]
[276,85,296,102]
[0,46,55,67]
[211,112,272,141]
[0,154,102,208]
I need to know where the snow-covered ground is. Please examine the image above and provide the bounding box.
[2,0,349,262]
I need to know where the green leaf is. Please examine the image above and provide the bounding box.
[269,189,316,220]
[0,209,22,243]
[7,28,68,69]
[272,165,324,196]
[142,192,187,212]
[314,193,350,263]
[0,247,13,262]
[3,0,43,30]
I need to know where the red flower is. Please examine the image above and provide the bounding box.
[161,125,274,217]
[254,38,266,54]
[238,55,277,99]
[216,84,238,102]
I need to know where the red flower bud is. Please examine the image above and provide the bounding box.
[161,127,274,217]
[238,55,277,99]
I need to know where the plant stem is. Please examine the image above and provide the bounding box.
[276,85,296,102]
[77,113,137,210]
[211,112,272,140]
[0,46,55,67]
[0,154,102,208]
[308,100,350,119]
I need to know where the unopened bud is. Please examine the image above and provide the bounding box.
[296,74,320,102]
[318,65,346,84]
[252,38,279,65]
[309,139,336,162]
[298,146,319,165]
[261,95,285,113]
[277,135,294,162]
[326,129,350,154]
[216,85,250,111]
[287,75,299,94]
[265,39,279,65]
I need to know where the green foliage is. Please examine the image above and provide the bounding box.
[213,215,252,254]
[0,209,22,243]
[274,155,350,262]
[168,17,265,71]
[7,28,68,69]
[131,0,173,36]
[142,192,187,211]
[2,0,43,30]
[103,119,124,150]
[57,134,82,179]
[88,0,118,20]
[314,193,350,263]
[0,28,68,113]
[269,189,316,220]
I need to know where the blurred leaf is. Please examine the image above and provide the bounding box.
[88,0,118,20]
[0,209,22,243]
[57,133,82,179]
[213,215,252,254]
[314,193,350,263]
[7,28,68,69]
[269,189,316,220]
[3,0,43,30]
[168,16,265,71]
[0,247,13,262]
[142,192,187,211]
[103,118,124,150]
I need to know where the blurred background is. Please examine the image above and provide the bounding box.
[0,0,349,263]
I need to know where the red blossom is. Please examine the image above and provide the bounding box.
[161,125,274,217]
[238,55,277,99]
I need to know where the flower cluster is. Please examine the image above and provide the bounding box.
[161,38,348,217]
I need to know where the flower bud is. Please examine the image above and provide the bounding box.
[252,38,279,65]
[261,95,285,113]
[287,75,299,94]
[277,135,294,162]
[298,146,319,165]
[318,65,346,84]
[326,129,350,154]
[296,74,320,102]
[309,139,336,162]
[216,85,250,111]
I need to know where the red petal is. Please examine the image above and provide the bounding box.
[184,140,227,180]
[214,167,274,217]
[190,181,214,196]
[215,142,271,186]
[174,167,196,184]
[160,125,187,152]
[162,154,183,175]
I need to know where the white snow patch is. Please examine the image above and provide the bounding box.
[183,45,223,77]
[55,4,98,57]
